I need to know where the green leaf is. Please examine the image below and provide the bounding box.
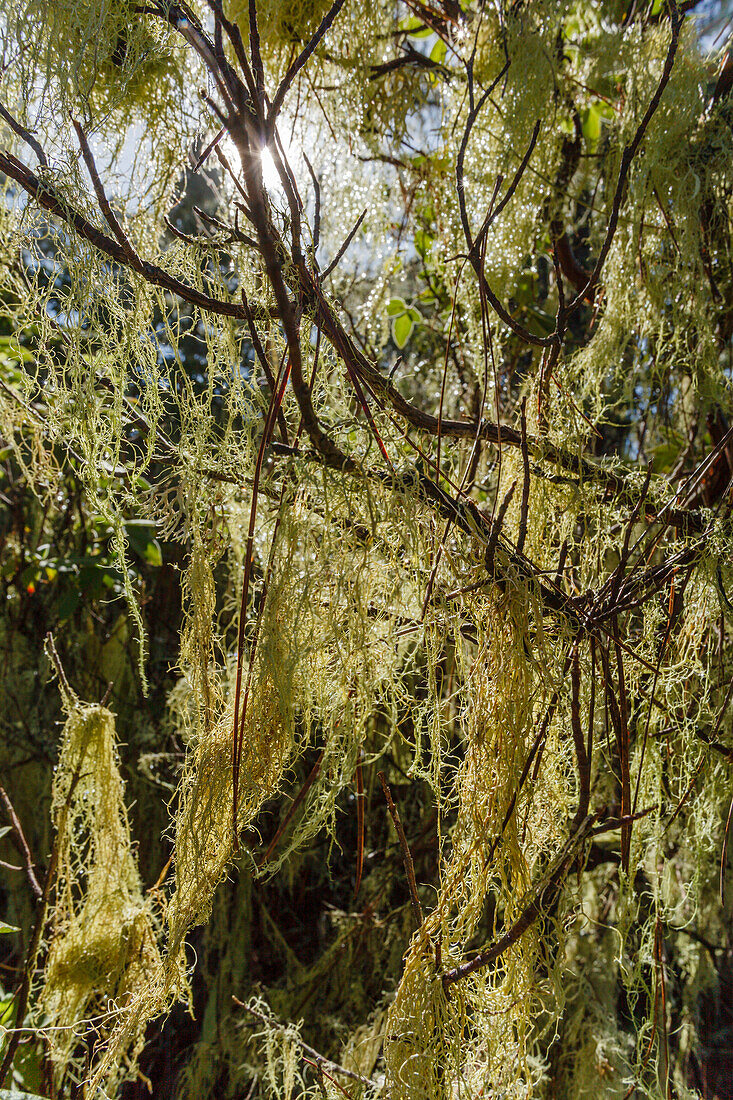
[0,826,12,840]
[525,306,556,337]
[392,312,414,349]
[0,996,13,1026]
[143,539,163,568]
[581,102,613,150]
[582,104,602,146]
[386,297,407,317]
[650,442,678,473]
[405,21,432,37]
[0,922,19,934]
[125,521,162,566]
[55,586,81,621]
[513,273,536,307]
[414,228,433,258]
[429,39,447,67]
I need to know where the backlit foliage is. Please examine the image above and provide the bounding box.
[0,2,732,1098]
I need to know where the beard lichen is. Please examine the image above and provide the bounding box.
[0,1,732,1098]
[37,691,174,1094]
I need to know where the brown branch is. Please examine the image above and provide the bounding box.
[247,1,267,106]
[598,638,631,874]
[300,272,705,528]
[570,646,591,833]
[320,208,367,280]
[378,772,423,929]
[517,397,530,555]
[0,152,247,318]
[257,751,324,869]
[473,120,541,256]
[192,125,225,171]
[442,813,597,989]
[0,142,706,531]
[456,69,553,348]
[353,755,365,899]
[0,101,48,168]
[484,480,516,577]
[267,0,348,132]
[203,0,262,111]
[240,290,290,444]
[73,120,145,272]
[226,108,352,470]
[555,234,594,301]
[0,785,42,901]
[567,4,684,313]
[369,41,448,80]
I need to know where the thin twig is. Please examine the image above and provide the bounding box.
[320,208,366,280]
[517,397,530,555]
[353,755,365,899]
[378,772,423,929]
[303,152,321,253]
[0,101,48,167]
[257,751,325,869]
[234,1000,378,1089]
[192,125,225,171]
[0,152,247,317]
[73,119,144,271]
[267,0,348,132]
[0,786,42,901]
[570,646,591,833]
[566,3,684,313]
[44,632,73,703]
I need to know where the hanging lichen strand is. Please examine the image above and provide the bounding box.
[36,673,179,1095]
[0,0,732,1096]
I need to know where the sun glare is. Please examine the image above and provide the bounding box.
[260,145,281,192]
[217,131,296,198]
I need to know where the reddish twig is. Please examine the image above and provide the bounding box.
[378,772,423,929]
[0,785,41,901]
[353,755,365,899]
[570,646,591,833]
[257,751,325,870]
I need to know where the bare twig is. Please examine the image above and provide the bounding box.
[0,101,48,168]
[354,755,365,899]
[0,152,247,317]
[267,0,348,132]
[257,751,325,869]
[320,208,367,280]
[73,119,144,271]
[234,1000,377,1089]
[517,397,530,555]
[378,772,423,929]
[192,126,225,171]
[566,4,684,313]
[570,646,590,833]
[0,785,42,901]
